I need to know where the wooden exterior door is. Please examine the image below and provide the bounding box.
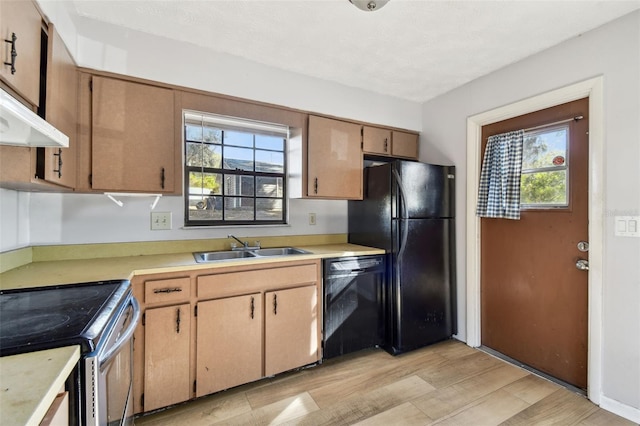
[481,98,589,389]
[144,304,191,411]
[196,294,262,396]
[265,285,318,376]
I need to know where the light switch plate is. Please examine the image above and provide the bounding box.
[151,212,172,230]
[614,216,640,237]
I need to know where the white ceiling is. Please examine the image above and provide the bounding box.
[67,0,640,103]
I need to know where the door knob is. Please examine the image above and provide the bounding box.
[576,259,589,271]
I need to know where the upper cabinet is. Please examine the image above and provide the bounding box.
[363,125,418,160]
[306,115,363,200]
[391,130,419,159]
[42,25,78,189]
[81,75,177,193]
[0,0,42,107]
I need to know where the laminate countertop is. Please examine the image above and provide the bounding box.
[0,346,80,426]
[0,243,385,290]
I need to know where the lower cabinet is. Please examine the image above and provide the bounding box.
[196,293,263,396]
[132,259,321,415]
[143,304,191,412]
[265,286,318,376]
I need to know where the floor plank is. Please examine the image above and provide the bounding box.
[133,341,634,426]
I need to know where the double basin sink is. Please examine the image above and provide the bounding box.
[194,247,310,263]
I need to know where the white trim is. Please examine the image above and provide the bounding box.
[465,76,604,404]
[600,395,640,424]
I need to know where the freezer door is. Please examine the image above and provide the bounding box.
[387,218,455,354]
[394,161,455,219]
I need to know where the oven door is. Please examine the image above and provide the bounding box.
[86,296,140,426]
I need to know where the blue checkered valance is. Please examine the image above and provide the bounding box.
[476,130,524,220]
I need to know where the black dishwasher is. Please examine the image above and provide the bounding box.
[323,255,386,359]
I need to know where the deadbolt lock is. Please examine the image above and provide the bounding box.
[577,241,589,252]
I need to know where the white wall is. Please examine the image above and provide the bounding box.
[0,190,30,251]
[0,3,421,250]
[421,10,639,418]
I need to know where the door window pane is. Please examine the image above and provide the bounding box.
[521,125,569,209]
[521,170,567,206]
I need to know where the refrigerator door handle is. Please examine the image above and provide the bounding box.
[393,168,410,262]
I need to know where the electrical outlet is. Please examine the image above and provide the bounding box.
[309,213,316,225]
[151,212,172,230]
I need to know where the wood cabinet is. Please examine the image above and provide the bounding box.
[196,294,262,396]
[143,304,191,412]
[363,126,391,156]
[131,259,321,414]
[42,24,78,188]
[0,0,42,107]
[86,75,176,193]
[391,130,419,159]
[306,115,363,199]
[132,275,191,414]
[363,125,419,160]
[264,285,318,376]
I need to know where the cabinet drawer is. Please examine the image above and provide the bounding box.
[145,277,190,304]
[198,263,318,299]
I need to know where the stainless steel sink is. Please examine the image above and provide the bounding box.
[193,250,257,263]
[252,247,311,257]
[193,247,310,263]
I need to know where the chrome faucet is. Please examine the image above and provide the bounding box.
[227,235,261,251]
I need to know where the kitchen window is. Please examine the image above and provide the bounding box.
[184,111,288,226]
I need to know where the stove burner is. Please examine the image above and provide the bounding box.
[1,313,71,339]
[0,280,131,356]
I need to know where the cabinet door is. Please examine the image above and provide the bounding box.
[391,131,418,159]
[307,115,362,199]
[144,304,191,412]
[0,0,41,107]
[43,26,77,188]
[363,126,391,156]
[196,294,262,396]
[265,285,318,376]
[91,76,175,192]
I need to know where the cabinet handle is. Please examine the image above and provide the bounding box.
[250,296,255,319]
[161,167,165,189]
[273,293,278,315]
[53,149,63,178]
[4,33,17,75]
[384,138,388,152]
[153,287,182,294]
[314,177,318,194]
[176,307,181,333]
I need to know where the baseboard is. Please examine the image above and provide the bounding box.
[600,395,640,424]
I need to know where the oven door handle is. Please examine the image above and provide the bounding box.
[100,297,140,369]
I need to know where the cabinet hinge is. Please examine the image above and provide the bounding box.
[142,313,145,326]
[141,393,144,409]
[194,305,198,317]
[193,380,196,393]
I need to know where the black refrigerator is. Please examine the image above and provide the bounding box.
[348,160,457,355]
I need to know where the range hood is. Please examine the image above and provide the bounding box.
[0,88,69,147]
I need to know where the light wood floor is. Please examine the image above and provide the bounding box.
[134,340,635,425]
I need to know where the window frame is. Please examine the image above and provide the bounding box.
[183,111,288,227]
[520,124,571,210]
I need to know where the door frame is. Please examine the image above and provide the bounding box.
[465,76,604,403]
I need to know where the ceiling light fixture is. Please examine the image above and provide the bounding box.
[349,0,389,12]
